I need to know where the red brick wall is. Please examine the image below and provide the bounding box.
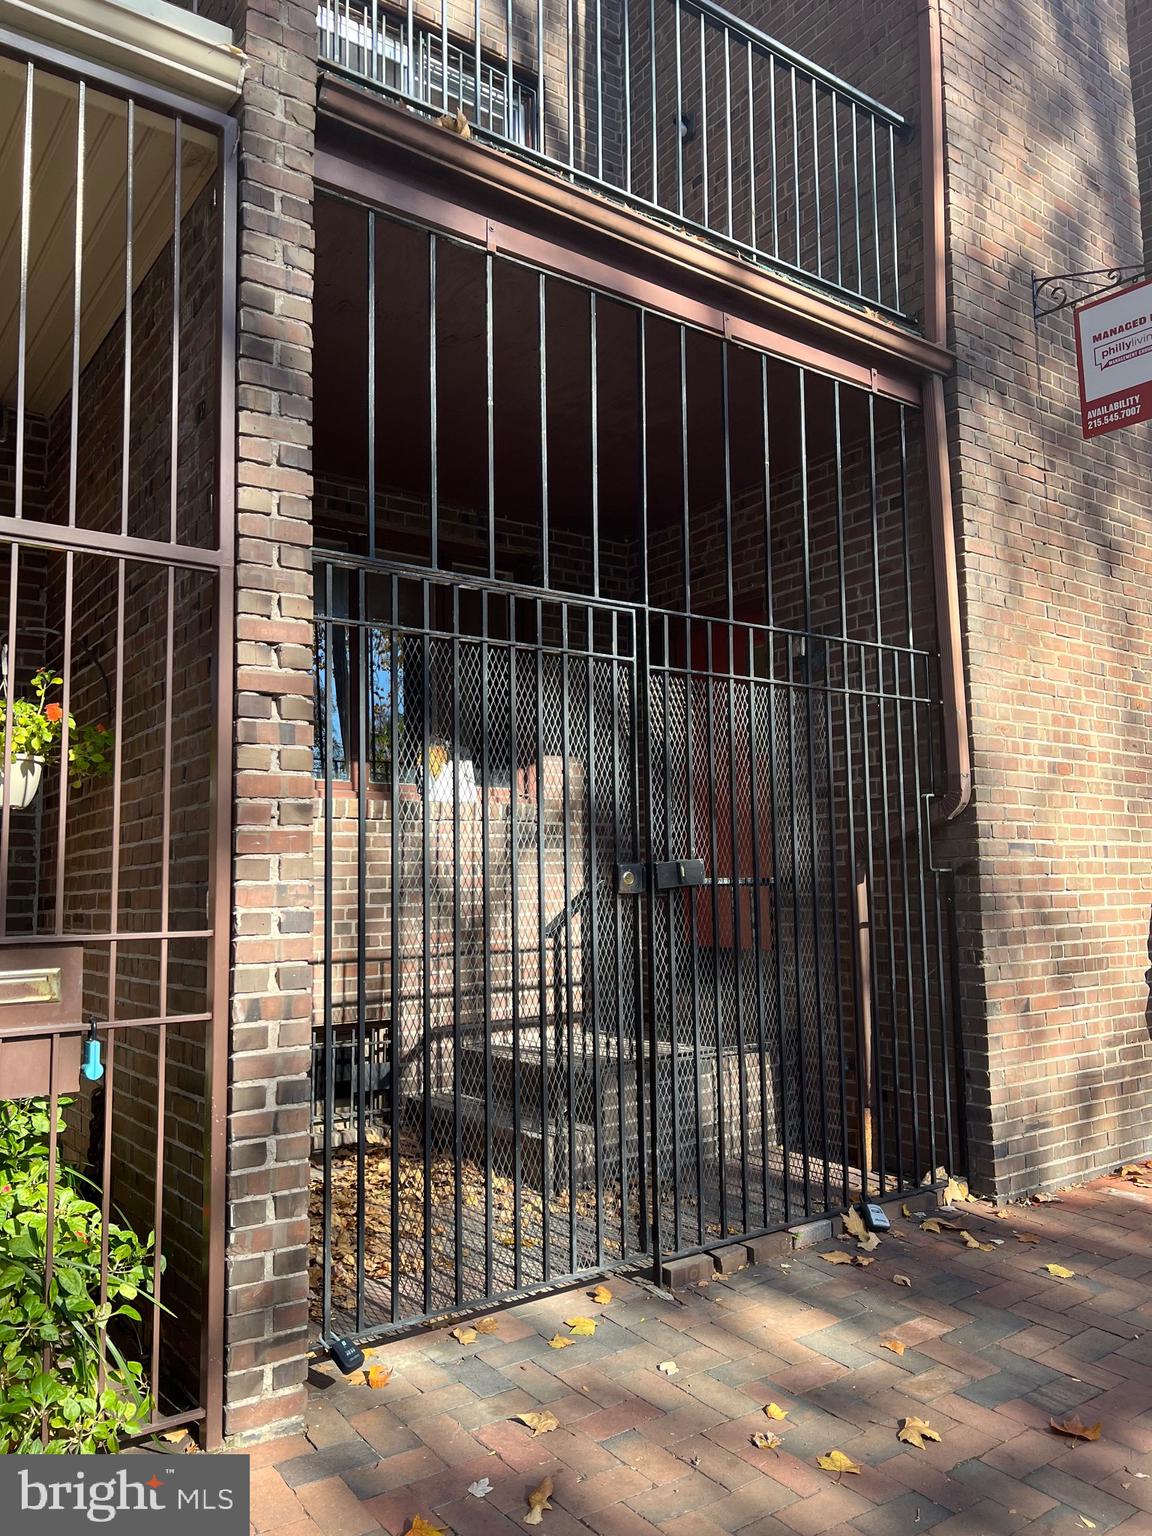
[937,0,1152,1196]
[1130,0,1152,260]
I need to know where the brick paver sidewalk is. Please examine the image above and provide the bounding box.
[248,1172,1152,1536]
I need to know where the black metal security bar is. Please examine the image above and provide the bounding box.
[316,0,909,315]
[309,199,956,1339]
[0,44,235,1445]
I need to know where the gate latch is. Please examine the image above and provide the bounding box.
[653,858,706,891]
[615,862,646,895]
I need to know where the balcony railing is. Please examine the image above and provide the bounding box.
[318,0,911,316]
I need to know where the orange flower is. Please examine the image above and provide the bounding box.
[44,702,63,723]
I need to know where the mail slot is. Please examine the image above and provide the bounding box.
[0,946,83,1098]
[653,858,707,891]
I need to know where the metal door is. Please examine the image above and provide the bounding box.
[313,567,649,1339]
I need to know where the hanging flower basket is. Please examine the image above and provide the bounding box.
[2,667,113,810]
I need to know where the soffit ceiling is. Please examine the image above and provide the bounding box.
[0,55,217,417]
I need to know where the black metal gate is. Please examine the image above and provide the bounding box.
[309,196,960,1343]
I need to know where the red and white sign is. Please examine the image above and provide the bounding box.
[1074,276,1152,438]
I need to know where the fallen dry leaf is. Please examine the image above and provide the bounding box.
[469,1479,494,1498]
[751,1431,783,1450]
[590,1284,613,1305]
[902,1203,914,1218]
[943,1176,972,1205]
[524,1475,554,1525]
[893,1274,912,1287]
[1079,1519,1097,1530]
[1014,1232,1041,1244]
[852,1256,876,1268]
[451,1325,478,1345]
[1030,1191,1060,1204]
[402,1520,447,1536]
[1050,1416,1102,1442]
[880,1338,907,1356]
[475,1317,499,1335]
[817,1450,860,1475]
[898,1416,943,1449]
[566,1316,597,1337]
[345,1369,367,1386]
[764,1402,789,1420]
[843,1208,869,1241]
[992,1208,1010,1219]
[820,1251,854,1265]
[368,1365,392,1389]
[961,1231,995,1252]
[1045,1264,1075,1279]
[657,1360,679,1376]
[921,1218,963,1234]
[517,1411,559,1436]
[547,1334,574,1350]
[857,1232,881,1253]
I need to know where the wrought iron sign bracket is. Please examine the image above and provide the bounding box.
[1032,263,1151,321]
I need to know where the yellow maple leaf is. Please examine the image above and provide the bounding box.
[402,1519,447,1536]
[897,1416,942,1449]
[566,1316,596,1337]
[368,1365,392,1389]
[590,1284,613,1304]
[451,1325,478,1345]
[517,1411,559,1436]
[1045,1263,1075,1279]
[764,1403,789,1420]
[880,1338,907,1356]
[817,1450,860,1474]
[547,1333,574,1349]
[943,1176,971,1204]
[1050,1416,1102,1441]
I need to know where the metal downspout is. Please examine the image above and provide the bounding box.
[918,0,971,820]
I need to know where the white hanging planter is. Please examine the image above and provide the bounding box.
[4,754,44,810]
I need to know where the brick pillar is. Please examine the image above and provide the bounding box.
[190,0,318,1441]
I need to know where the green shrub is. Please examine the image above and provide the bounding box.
[0,1097,158,1452]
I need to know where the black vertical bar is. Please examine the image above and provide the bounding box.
[321,566,335,1340]
[505,0,513,139]
[746,637,771,1228]
[638,311,649,607]
[566,0,575,165]
[355,574,368,1330]
[586,612,604,1264]
[699,14,709,229]
[595,0,604,181]
[790,67,800,270]
[69,82,86,531]
[371,0,379,82]
[799,372,830,1212]
[704,624,726,1237]
[871,116,882,302]
[857,639,883,1196]
[893,647,921,1182]
[851,104,862,295]
[441,0,449,109]
[889,123,901,311]
[534,599,549,1279]
[747,43,757,251]
[723,31,733,239]
[407,0,415,98]
[367,212,377,559]
[421,583,433,1312]
[169,114,181,534]
[509,600,525,1289]
[13,63,33,520]
[622,0,632,193]
[474,0,482,128]
[650,0,658,204]
[832,94,842,290]
[451,591,464,1301]
[486,252,495,579]
[389,576,402,1321]
[121,99,134,535]
[659,627,681,1256]
[609,613,628,1258]
[784,640,812,1214]
[868,396,900,1192]
[539,274,549,589]
[812,79,822,279]
[560,606,577,1272]
[769,58,779,262]
[429,235,438,569]
[761,355,773,628]
[674,0,684,216]
[590,292,600,598]
[638,612,661,1272]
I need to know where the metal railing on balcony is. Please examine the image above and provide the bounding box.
[317,0,910,316]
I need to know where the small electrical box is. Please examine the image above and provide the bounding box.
[653,858,706,891]
[858,1201,891,1234]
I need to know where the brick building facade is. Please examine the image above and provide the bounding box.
[3,0,1152,1450]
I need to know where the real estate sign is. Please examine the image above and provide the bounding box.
[1074,276,1152,438]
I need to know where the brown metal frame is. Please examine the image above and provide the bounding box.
[0,26,236,1450]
